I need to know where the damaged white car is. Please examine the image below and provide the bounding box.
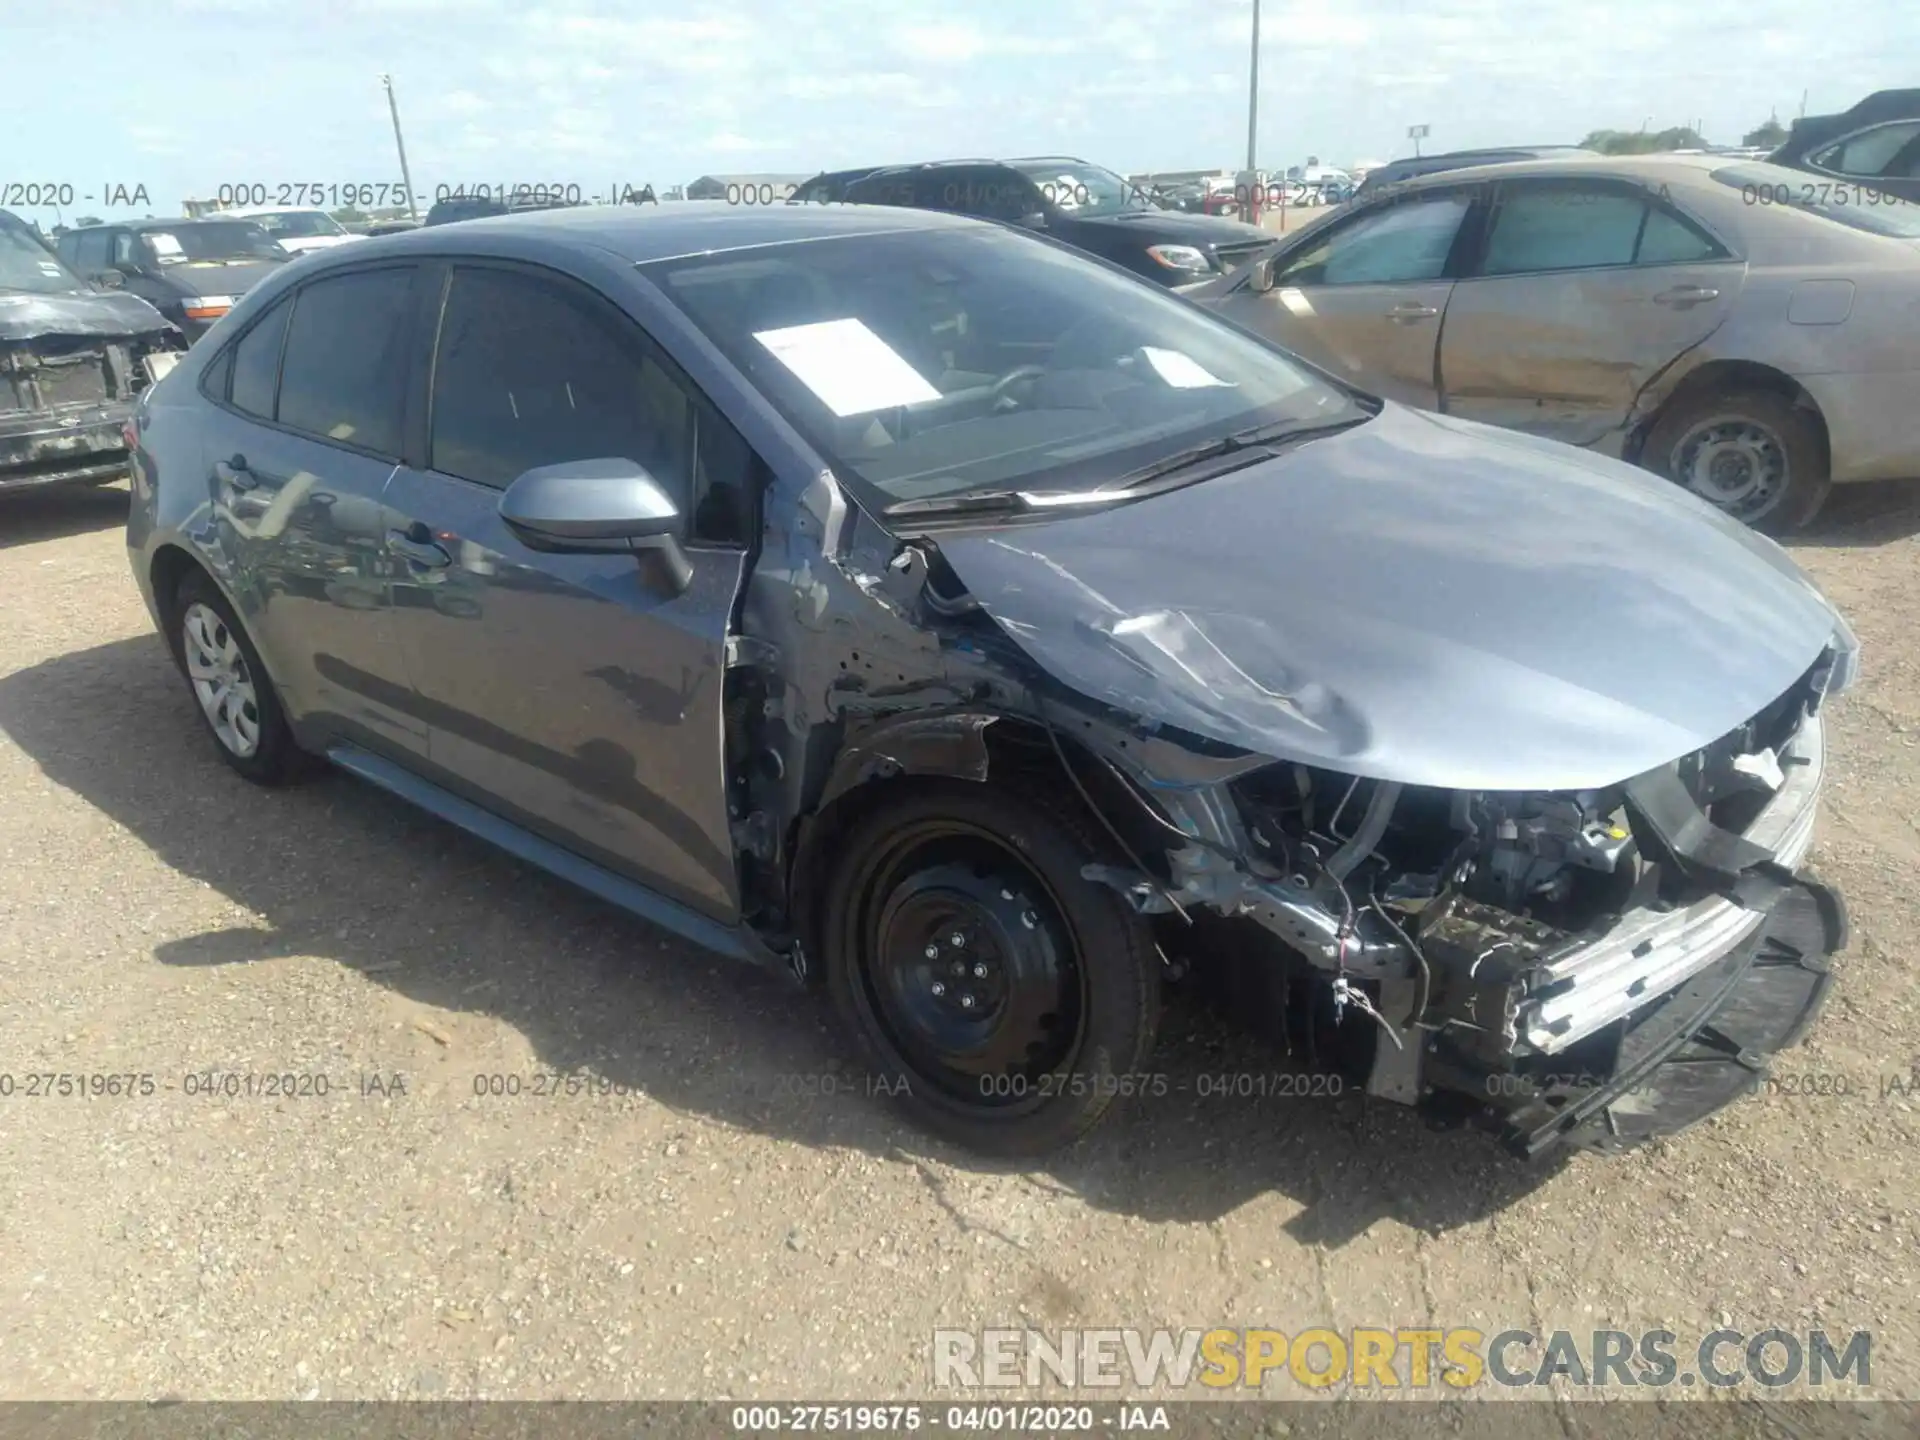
[126,205,1855,1159]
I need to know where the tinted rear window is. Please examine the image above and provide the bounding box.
[275,269,414,455]
[229,296,292,418]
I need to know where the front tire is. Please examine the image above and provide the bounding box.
[1642,389,1830,533]
[823,780,1161,1156]
[167,568,312,785]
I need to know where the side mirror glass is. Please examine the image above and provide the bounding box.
[1246,255,1278,294]
[92,270,126,290]
[499,458,692,592]
[1015,211,1048,230]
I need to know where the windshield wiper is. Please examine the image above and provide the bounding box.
[883,487,1133,520]
[881,413,1376,520]
[1098,412,1372,494]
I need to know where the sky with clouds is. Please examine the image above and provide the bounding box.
[7,0,1914,225]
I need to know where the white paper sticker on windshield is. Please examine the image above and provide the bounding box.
[754,318,941,417]
[147,233,183,256]
[1141,347,1233,388]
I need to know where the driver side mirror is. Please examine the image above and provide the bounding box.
[1014,211,1048,230]
[498,458,692,596]
[90,270,126,290]
[1246,255,1278,294]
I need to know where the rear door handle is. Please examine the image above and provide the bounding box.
[214,453,259,491]
[1387,302,1440,321]
[1652,285,1720,307]
[387,524,452,569]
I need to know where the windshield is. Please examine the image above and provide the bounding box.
[140,222,289,264]
[241,210,346,239]
[1010,161,1156,217]
[1710,163,1920,238]
[0,216,84,294]
[643,226,1364,511]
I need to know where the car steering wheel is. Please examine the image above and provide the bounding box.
[989,364,1048,411]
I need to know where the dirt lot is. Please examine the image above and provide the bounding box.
[2,478,1917,1410]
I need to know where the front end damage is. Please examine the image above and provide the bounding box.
[1081,653,1849,1155]
[721,444,1856,1159]
[0,292,182,491]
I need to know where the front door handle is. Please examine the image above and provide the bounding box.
[1652,284,1721,307]
[387,524,452,569]
[1387,302,1440,322]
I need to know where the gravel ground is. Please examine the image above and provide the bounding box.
[1,478,1917,1408]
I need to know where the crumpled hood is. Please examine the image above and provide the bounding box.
[0,290,173,343]
[936,403,1851,791]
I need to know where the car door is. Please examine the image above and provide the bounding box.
[1804,119,1920,202]
[381,260,756,921]
[195,265,430,759]
[1205,188,1478,407]
[1436,178,1742,446]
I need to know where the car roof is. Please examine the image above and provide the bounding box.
[323,200,982,264]
[1365,151,1736,190]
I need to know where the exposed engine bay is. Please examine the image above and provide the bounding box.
[723,477,1856,1158]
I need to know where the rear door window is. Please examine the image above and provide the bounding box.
[1480,186,1646,273]
[1476,182,1728,275]
[273,268,415,456]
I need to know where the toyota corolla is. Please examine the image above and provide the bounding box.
[125,203,1856,1157]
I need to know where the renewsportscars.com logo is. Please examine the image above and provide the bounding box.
[933,1327,1872,1391]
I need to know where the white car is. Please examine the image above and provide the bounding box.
[218,206,364,254]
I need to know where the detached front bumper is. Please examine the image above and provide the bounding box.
[1450,872,1846,1157]
[1419,711,1845,1157]
[0,403,135,490]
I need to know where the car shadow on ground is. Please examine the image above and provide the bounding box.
[1788,478,1920,550]
[0,635,1565,1247]
[0,481,130,551]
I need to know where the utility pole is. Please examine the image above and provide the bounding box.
[1246,0,1261,171]
[381,74,420,221]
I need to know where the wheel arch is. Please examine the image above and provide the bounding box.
[1626,358,1830,469]
[785,710,1175,982]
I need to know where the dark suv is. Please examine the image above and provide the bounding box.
[55,218,291,343]
[841,156,1274,285]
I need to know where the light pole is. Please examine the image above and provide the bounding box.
[381,74,420,221]
[1246,0,1261,172]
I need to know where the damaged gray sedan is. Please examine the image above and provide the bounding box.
[126,203,1856,1158]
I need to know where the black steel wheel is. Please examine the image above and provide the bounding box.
[823,780,1160,1155]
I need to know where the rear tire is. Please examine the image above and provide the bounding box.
[822,780,1161,1156]
[1642,389,1830,533]
[167,568,313,785]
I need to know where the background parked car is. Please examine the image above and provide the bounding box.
[1767,88,1920,202]
[841,155,1274,284]
[788,167,889,205]
[54,218,291,343]
[1192,153,1920,530]
[1,208,180,492]
[1351,146,1597,201]
[219,205,366,253]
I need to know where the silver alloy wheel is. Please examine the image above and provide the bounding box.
[181,602,262,758]
[1670,415,1788,521]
